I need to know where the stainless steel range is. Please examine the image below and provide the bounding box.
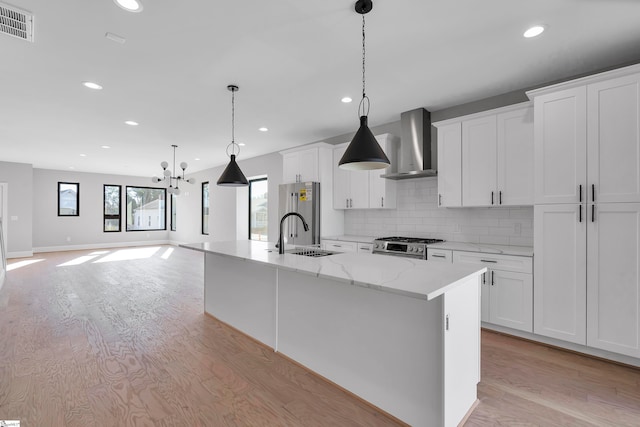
[372,236,445,260]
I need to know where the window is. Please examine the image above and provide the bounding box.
[202,182,209,235]
[249,178,268,241]
[170,193,177,231]
[125,186,166,231]
[58,182,79,216]
[103,185,121,232]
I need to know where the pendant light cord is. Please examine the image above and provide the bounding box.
[227,87,240,157]
[358,14,370,118]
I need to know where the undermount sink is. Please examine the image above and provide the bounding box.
[285,248,338,257]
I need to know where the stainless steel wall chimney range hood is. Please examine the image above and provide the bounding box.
[381,108,437,180]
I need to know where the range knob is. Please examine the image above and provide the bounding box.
[418,247,424,253]
[409,246,415,252]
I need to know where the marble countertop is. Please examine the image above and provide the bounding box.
[181,240,486,301]
[321,235,378,244]
[427,241,533,257]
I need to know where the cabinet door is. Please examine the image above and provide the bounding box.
[481,271,490,322]
[587,203,640,357]
[534,204,587,344]
[333,146,350,209]
[534,87,587,204]
[349,170,370,209]
[489,270,533,332]
[437,122,462,207]
[462,115,497,206]
[298,148,319,182]
[497,107,534,206]
[588,73,640,203]
[283,152,300,183]
[369,137,397,209]
[322,240,357,253]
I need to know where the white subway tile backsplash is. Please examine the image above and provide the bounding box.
[344,177,533,245]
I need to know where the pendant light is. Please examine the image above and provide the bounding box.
[152,144,195,195]
[217,84,249,187]
[339,0,390,171]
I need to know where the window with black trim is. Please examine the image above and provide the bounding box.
[103,184,121,232]
[58,182,79,216]
[125,186,166,231]
[202,182,209,235]
[249,178,268,241]
[170,193,177,232]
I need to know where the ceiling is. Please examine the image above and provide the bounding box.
[1,0,640,178]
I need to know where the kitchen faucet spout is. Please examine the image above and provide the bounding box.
[278,212,309,255]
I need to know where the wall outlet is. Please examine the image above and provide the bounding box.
[10,215,18,221]
[66,236,71,242]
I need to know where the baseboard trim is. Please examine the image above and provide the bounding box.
[7,250,33,259]
[33,240,171,254]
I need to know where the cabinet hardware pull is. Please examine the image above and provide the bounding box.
[579,204,582,223]
[350,198,353,208]
[499,191,502,205]
[491,191,494,205]
[491,271,495,286]
[480,259,497,263]
[579,184,582,203]
[592,184,595,202]
[438,194,442,206]
[592,204,595,223]
[381,197,384,207]
[346,198,349,208]
[482,272,486,284]
[445,314,450,331]
[432,254,446,258]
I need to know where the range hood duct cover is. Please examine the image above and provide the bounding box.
[381,108,437,180]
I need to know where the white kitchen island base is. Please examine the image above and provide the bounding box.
[186,241,484,427]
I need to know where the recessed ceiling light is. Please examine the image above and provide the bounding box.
[125,120,139,126]
[101,145,111,149]
[341,97,353,103]
[83,81,103,90]
[80,154,87,157]
[195,158,201,161]
[105,32,126,44]
[238,143,246,147]
[114,0,143,12]
[259,127,268,132]
[523,25,545,38]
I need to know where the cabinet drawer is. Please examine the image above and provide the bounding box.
[322,240,357,253]
[427,249,453,262]
[453,251,532,273]
[357,243,373,253]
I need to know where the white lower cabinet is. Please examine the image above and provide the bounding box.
[427,248,453,262]
[587,203,640,358]
[453,251,533,333]
[357,243,372,253]
[322,240,357,253]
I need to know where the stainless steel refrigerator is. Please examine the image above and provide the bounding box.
[278,182,320,247]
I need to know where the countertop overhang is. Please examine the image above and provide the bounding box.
[181,240,486,301]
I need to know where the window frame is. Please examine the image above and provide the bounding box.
[57,182,80,217]
[202,181,209,235]
[103,184,122,232]
[248,177,268,241]
[125,185,167,232]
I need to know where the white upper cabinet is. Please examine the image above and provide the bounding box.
[533,86,588,204]
[497,107,535,205]
[435,103,534,208]
[436,122,462,207]
[282,147,319,183]
[587,72,640,203]
[333,134,398,210]
[462,115,497,206]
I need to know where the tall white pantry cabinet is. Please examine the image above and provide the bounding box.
[528,64,640,358]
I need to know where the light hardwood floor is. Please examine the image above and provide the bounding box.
[1,246,640,426]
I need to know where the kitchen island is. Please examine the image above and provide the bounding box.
[182,240,486,427]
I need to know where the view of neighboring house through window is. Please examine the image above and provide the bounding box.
[171,193,177,231]
[103,184,121,232]
[249,178,268,241]
[125,186,166,231]
[58,182,79,216]
[202,182,209,235]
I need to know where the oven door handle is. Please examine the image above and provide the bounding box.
[372,251,425,260]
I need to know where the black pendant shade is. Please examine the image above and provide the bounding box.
[339,116,390,170]
[217,154,249,187]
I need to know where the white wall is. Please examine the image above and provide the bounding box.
[32,169,170,251]
[344,177,533,246]
[170,151,283,245]
[0,161,33,257]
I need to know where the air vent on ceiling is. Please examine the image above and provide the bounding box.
[0,2,34,42]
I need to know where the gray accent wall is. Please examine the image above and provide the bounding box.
[0,161,33,256]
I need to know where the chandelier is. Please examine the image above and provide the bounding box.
[152,144,195,195]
